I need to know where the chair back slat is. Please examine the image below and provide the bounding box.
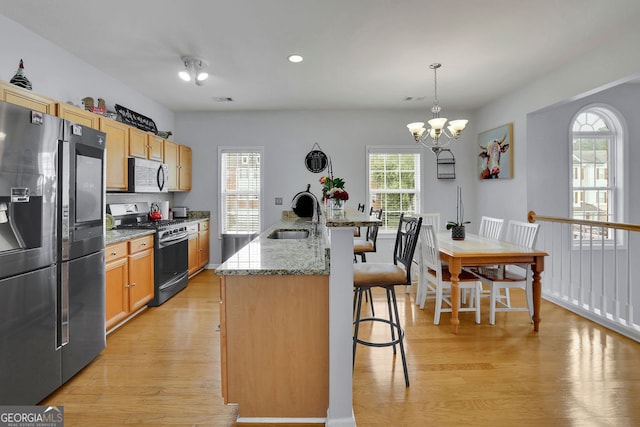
[365,208,383,246]
[505,220,539,249]
[418,213,441,232]
[478,216,504,240]
[393,213,422,283]
[419,224,440,272]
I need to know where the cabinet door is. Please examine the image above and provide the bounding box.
[128,248,154,312]
[147,135,164,162]
[57,103,99,128]
[164,139,179,191]
[128,127,148,159]
[178,145,192,191]
[198,222,209,269]
[106,257,129,331]
[0,81,56,114]
[100,117,130,191]
[188,233,199,276]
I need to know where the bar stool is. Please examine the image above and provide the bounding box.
[352,213,422,387]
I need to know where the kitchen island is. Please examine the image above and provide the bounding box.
[216,209,380,426]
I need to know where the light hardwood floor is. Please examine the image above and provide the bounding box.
[43,270,640,426]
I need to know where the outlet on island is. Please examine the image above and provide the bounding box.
[275,197,283,205]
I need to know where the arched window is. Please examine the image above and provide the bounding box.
[571,106,624,241]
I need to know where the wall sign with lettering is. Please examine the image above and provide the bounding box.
[114,104,158,133]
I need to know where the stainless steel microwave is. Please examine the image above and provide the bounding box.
[127,158,169,193]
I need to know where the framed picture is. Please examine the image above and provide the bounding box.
[478,123,513,179]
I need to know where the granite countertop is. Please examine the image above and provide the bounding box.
[106,229,155,244]
[216,209,381,276]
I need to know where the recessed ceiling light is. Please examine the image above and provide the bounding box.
[288,54,303,63]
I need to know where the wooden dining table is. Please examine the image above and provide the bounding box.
[436,232,548,333]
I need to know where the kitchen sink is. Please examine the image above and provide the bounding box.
[267,229,309,239]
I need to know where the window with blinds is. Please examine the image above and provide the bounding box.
[220,150,262,234]
[367,147,421,233]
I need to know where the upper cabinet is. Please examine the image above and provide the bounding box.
[100,117,130,191]
[179,145,192,191]
[0,81,56,114]
[1,80,191,193]
[146,135,164,162]
[129,129,164,162]
[164,140,191,191]
[57,102,100,128]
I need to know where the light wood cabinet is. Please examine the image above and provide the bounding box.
[164,139,179,191]
[220,274,329,418]
[147,135,164,162]
[105,235,154,332]
[198,220,209,270]
[100,117,130,191]
[129,129,164,161]
[0,81,57,114]
[128,126,148,159]
[178,145,192,191]
[56,102,100,128]
[188,220,209,277]
[163,139,192,191]
[188,229,199,277]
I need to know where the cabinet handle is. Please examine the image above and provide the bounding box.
[125,284,130,288]
[131,282,136,287]
[141,242,147,246]
[111,251,117,256]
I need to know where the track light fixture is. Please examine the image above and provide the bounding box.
[179,56,209,86]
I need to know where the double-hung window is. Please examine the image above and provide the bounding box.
[219,147,263,235]
[366,146,421,233]
[570,106,624,242]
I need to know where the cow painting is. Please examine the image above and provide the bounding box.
[479,133,510,179]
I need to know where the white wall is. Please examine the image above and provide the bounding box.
[474,24,640,223]
[0,15,173,130]
[173,109,478,264]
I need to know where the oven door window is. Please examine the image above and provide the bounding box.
[75,154,102,223]
[156,238,188,285]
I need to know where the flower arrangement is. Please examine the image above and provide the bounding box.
[320,175,349,209]
[320,176,349,201]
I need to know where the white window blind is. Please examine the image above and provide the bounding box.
[367,147,421,233]
[220,150,261,234]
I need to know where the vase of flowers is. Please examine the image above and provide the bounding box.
[446,186,470,240]
[320,175,349,210]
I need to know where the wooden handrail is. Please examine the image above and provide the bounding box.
[528,210,640,233]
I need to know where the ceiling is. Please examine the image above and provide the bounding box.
[2,0,639,113]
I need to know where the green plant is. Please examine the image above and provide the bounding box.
[446,186,470,229]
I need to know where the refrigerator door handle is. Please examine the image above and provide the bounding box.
[59,262,69,348]
[60,140,71,261]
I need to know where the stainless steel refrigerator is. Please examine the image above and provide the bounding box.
[0,100,106,404]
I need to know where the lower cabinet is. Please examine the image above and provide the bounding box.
[188,220,210,277]
[105,234,154,331]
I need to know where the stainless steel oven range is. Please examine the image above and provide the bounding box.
[108,202,189,306]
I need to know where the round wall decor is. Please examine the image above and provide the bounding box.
[305,143,328,173]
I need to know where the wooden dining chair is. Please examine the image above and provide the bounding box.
[417,224,482,325]
[462,216,505,304]
[408,212,441,294]
[470,220,539,324]
[352,213,422,387]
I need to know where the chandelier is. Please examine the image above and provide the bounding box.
[407,63,468,153]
